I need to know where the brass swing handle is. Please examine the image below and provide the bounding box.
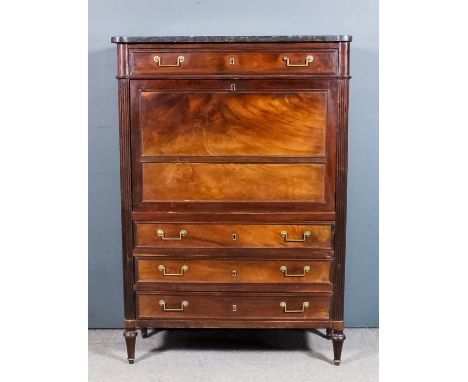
[158,264,189,277]
[280,265,311,277]
[153,55,185,67]
[156,229,188,241]
[283,55,314,67]
[280,230,311,242]
[159,300,189,312]
[280,301,309,313]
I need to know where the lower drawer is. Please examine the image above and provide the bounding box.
[136,258,331,284]
[137,292,330,320]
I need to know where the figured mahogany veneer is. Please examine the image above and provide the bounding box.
[137,292,330,320]
[142,163,326,202]
[140,91,327,157]
[130,49,337,76]
[135,223,332,248]
[114,36,351,366]
[136,258,331,284]
[130,78,337,214]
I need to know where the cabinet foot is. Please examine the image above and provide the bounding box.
[331,330,346,366]
[123,329,138,364]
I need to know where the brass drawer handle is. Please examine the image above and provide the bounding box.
[156,229,187,241]
[280,230,311,242]
[280,301,309,313]
[283,55,314,67]
[158,264,189,276]
[159,300,189,312]
[153,55,185,67]
[280,265,311,277]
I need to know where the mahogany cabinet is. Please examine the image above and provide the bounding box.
[112,35,351,365]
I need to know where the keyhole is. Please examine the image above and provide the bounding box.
[232,270,237,277]
[229,57,235,65]
[232,304,237,312]
[232,233,237,240]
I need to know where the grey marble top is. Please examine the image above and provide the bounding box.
[111,35,352,44]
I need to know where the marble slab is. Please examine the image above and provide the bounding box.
[111,35,352,44]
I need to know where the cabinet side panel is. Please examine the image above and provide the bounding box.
[332,42,350,322]
[118,75,135,320]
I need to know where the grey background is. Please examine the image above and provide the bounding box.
[89,0,378,328]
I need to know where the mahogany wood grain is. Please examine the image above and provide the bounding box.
[137,292,330,320]
[114,38,351,365]
[142,163,326,202]
[136,258,331,284]
[130,78,337,214]
[130,49,337,76]
[135,223,333,248]
[140,91,327,156]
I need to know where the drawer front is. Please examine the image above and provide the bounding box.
[139,91,327,157]
[136,259,331,284]
[137,293,330,320]
[130,50,337,76]
[142,163,325,202]
[135,223,333,249]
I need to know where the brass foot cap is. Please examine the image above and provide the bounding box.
[334,360,341,366]
[128,358,135,364]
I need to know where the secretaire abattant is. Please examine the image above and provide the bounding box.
[112,35,352,365]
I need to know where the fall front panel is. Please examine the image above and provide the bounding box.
[130,79,337,212]
[139,91,327,157]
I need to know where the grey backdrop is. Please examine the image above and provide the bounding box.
[89,0,378,328]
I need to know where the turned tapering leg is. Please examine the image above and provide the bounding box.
[326,328,333,339]
[141,327,148,338]
[123,329,138,364]
[331,330,346,365]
